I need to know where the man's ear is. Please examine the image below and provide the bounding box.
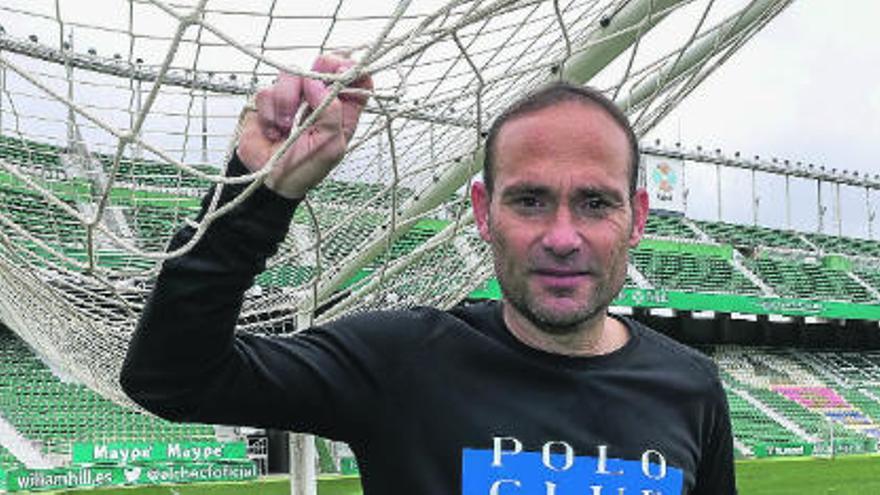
[471,180,492,242]
[629,188,649,247]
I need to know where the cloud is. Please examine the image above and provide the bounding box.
[649,0,880,176]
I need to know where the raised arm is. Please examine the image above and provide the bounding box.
[120,55,377,438]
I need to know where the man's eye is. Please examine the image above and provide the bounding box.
[516,196,543,208]
[580,197,611,213]
[587,198,607,209]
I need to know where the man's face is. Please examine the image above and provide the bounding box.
[472,101,648,334]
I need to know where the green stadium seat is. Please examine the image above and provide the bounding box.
[696,220,814,251]
[805,232,880,258]
[744,257,875,303]
[644,215,699,240]
[629,246,762,295]
[0,327,215,461]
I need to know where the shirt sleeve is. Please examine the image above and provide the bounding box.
[691,378,738,494]
[120,152,391,442]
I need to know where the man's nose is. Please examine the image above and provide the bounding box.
[542,208,582,257]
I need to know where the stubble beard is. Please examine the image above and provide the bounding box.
[490,227,629,337]
[497,260,622,336]
[490,220,629,336]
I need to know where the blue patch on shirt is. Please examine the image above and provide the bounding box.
[462,448,683,494]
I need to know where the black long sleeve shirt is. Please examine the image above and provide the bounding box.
[121,153,737,494]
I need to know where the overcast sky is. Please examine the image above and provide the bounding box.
[645,1,880,236]
[649,1,880,177]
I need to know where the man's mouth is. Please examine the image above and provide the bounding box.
[532,269,591,288]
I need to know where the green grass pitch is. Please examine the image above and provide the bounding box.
[736,455,880,494]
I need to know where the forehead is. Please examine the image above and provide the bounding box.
[493,101,632,190]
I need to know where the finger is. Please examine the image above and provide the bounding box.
[349,72,373,91]
[307,54,364,136]
[302,76,333,117]
[340,97,365,142]
[272,73,302,133]
[254,89,281,142]
[312,52,354,76]
[315,53,372,107]
[339,71,373,139]
[340,73,373,107]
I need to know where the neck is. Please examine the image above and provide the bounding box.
[501,301,630,357]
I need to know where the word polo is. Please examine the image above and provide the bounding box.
[462,436,684,495]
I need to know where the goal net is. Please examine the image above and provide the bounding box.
[0,0,792,406]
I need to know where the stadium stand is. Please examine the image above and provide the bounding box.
[804,232,880,258]
[744,256,875,303]
[844,388,880,424]
[0,184,82,248]
[714,348,880,456]
[0,325,215,464]
[309,179,414,209]
[629,245,763,294]
[98,155,215,190]
[851,267,880,295]
[806,351,880,386]
[6,133,880,470]
[0,444,23,473]
[128,201,202,251]
[696,220,815,251]
[724,388,802,454]
[0,135,64,177]
[257,264,317,289]
[644,214,701,240]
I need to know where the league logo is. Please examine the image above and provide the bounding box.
[650,162,678,202]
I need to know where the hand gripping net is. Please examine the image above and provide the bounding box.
[0,0,792,406]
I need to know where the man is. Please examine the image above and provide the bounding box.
[121,54,736,494]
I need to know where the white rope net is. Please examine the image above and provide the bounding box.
[0,0,793,406]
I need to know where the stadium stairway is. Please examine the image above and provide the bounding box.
[729,250,775,295]
[0,415,51,469]
[728,387,814,442]
[722,387,796,457]
[625,263,652,288]
[656,217,777,295]
[629,240,764,295]
[848,387,880,430]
